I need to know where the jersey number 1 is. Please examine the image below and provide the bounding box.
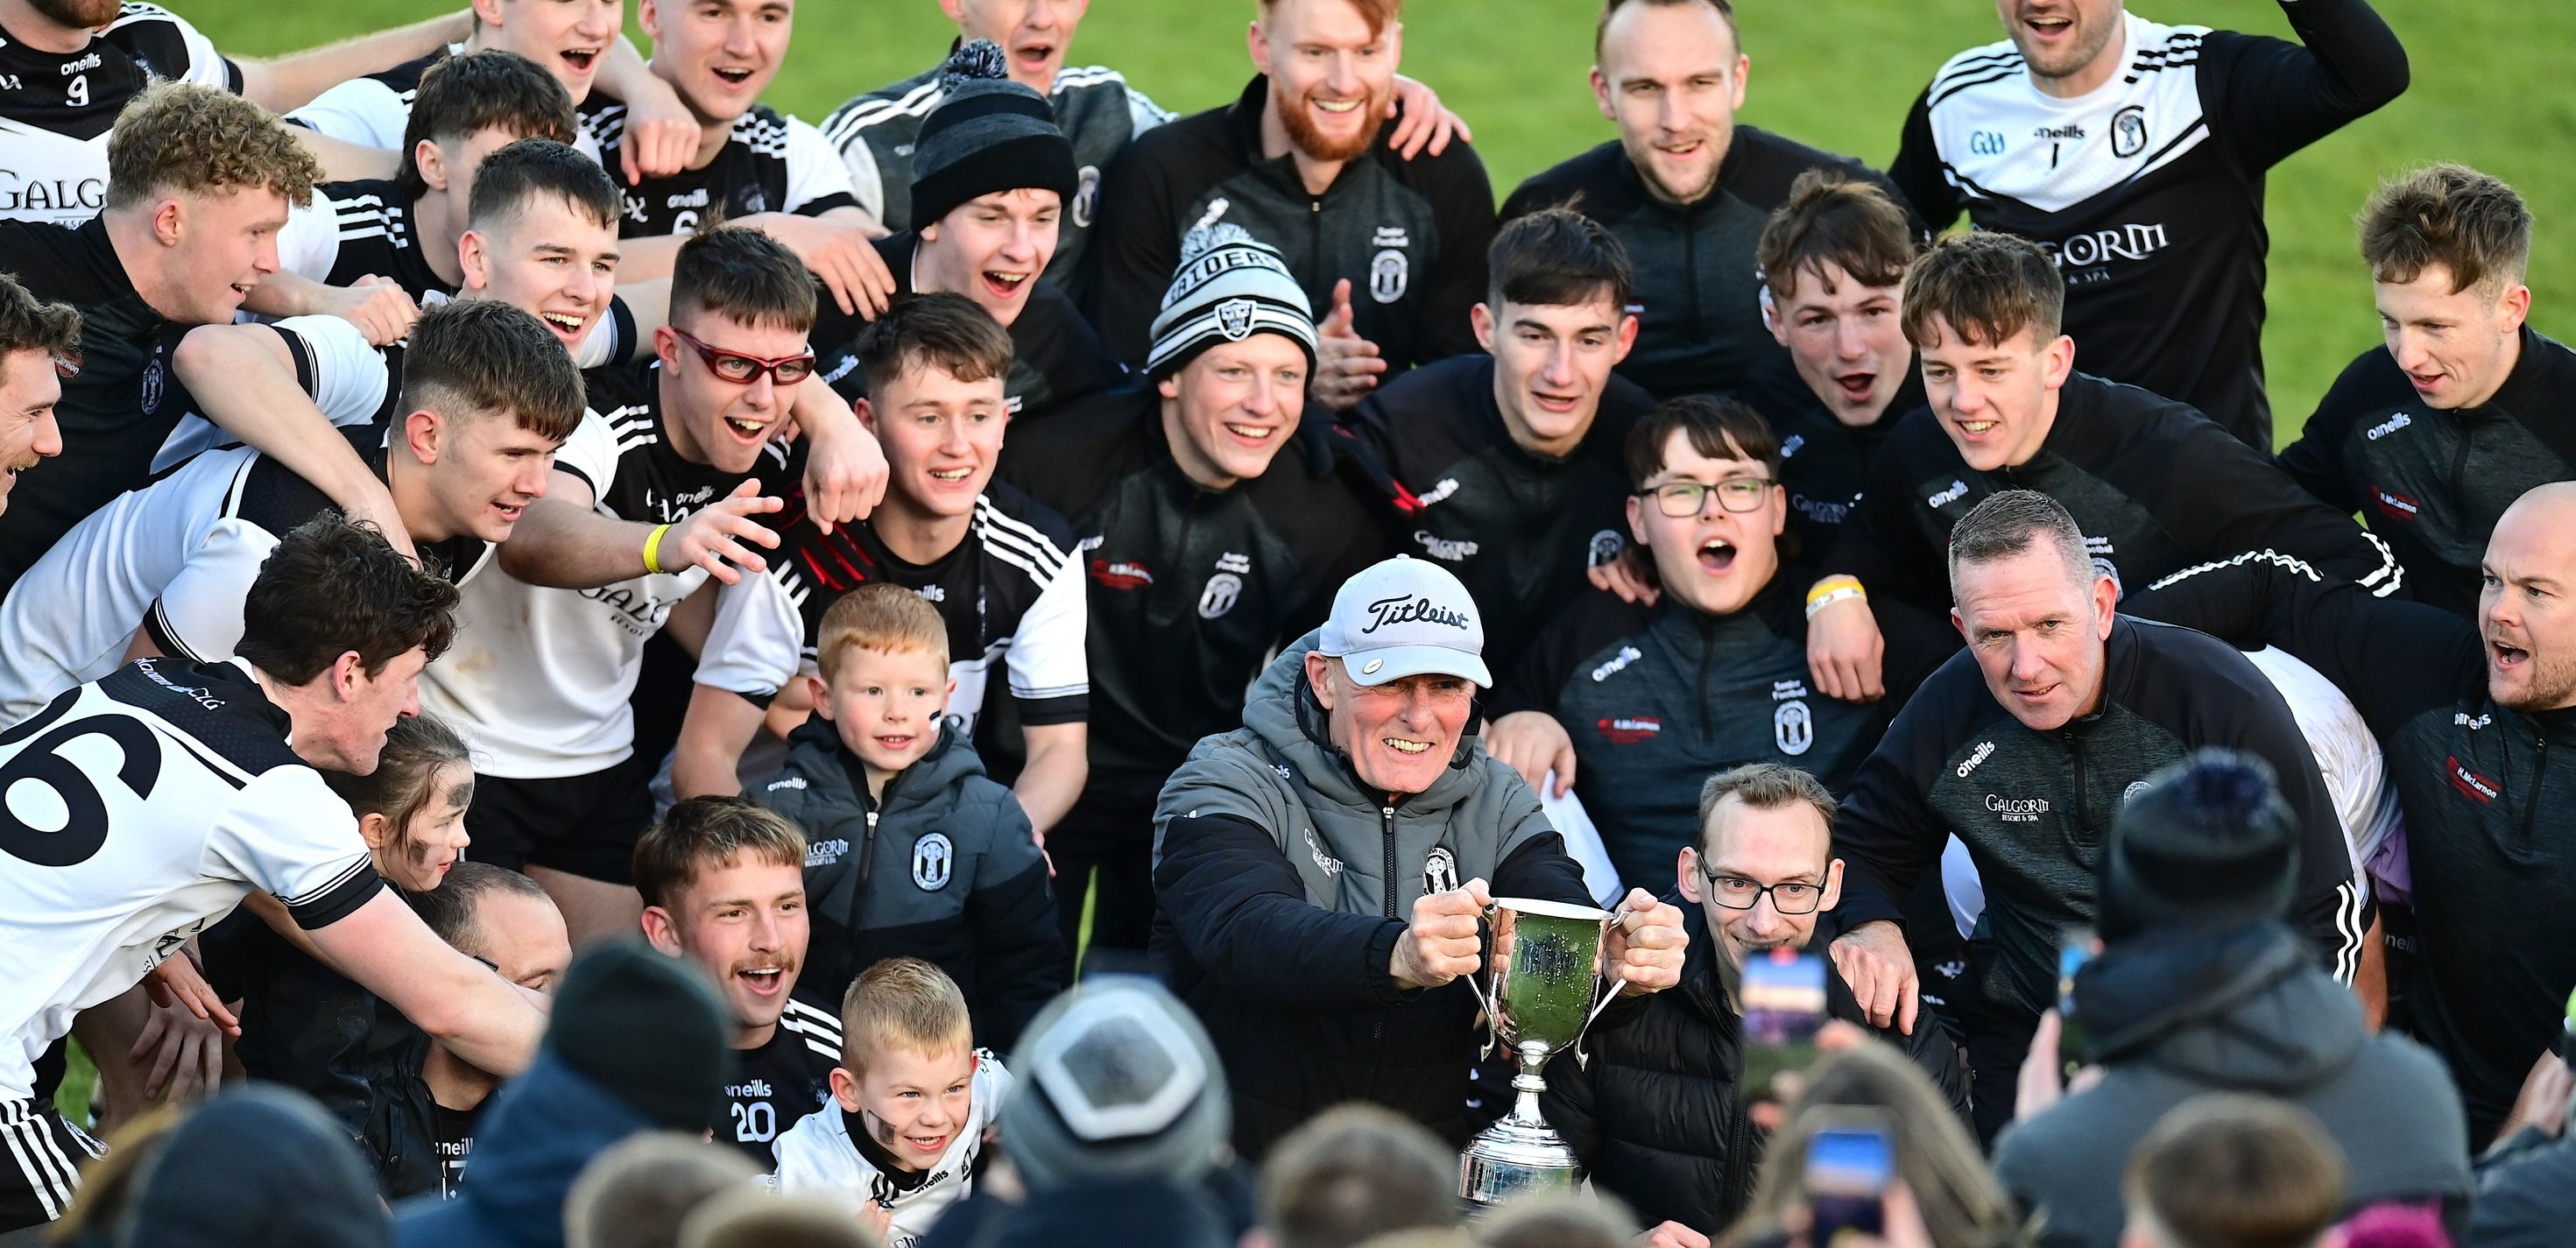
[0,695,162,867]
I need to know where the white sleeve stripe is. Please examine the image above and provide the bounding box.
[3,1118,71,1219]
[1013,680,1089,700]
[978,529,1074,582]
[977,539,1053,585]
[278,853,375,908]
[973,502,1075,563]
[821,81,942,146]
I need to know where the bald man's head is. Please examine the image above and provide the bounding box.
[2481,483,2576,712]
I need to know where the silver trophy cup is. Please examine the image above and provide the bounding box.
[1458,896,1626,1211]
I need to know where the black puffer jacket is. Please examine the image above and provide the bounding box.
[1994,921,2470,1248]
[1540,902,1969,1235]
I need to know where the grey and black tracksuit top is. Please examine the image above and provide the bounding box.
[754,718,1061,1053]
[1831,615,2366,1023]
[1151,634,1596,1159]
[1491,580,1953,891]
[1502,128,1908,401]
[1826,372,2403,611]
[2127,554,2576,1147]
[2274,326,2576,618]
[1088,75,1496,377]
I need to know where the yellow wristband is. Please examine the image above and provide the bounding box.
[642,524,673,576]
[1805,575,1864,606]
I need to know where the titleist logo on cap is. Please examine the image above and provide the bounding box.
[1363,595,1471,634]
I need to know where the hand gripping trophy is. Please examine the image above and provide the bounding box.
[1458,896,1633,1210]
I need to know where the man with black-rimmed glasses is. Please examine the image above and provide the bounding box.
[1537,762,1968,1245]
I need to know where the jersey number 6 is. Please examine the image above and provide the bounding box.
[0,695,163,867]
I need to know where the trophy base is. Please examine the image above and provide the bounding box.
[1458,1114,1581,1215]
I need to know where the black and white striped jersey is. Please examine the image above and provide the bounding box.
[0,316,482,724]
[722,997,841,1168]
[420,359,794,778]
[276,178,454,305]
[587,101,857,238]
[822,60,1169,299]
[707,479,1089,740]
[0,3,236,227]
[282,47,447,150]
[1889,2,2410,449]
[288,46,602,160]
[0,657,384,1101]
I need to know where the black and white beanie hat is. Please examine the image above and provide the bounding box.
[1146,223,1319,378]
[910,39,1079,227]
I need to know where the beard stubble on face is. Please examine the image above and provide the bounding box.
[1274,80,1391,163]
[28,0,121,29]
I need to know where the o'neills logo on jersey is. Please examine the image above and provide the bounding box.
[2369,487,2423,522]
[1956,740,1994,778]
[2038,223,2169,271]
[1413,477,1462,507]
[1591,645,1642,683]
[1362,594,1471,634]
[2366,412,2412,441]
[1928,480,1970,509]
[1987,793,2051,822]
[1089,558,1153,589]
[1598,716,1662,745]
[2446,756,2501,804]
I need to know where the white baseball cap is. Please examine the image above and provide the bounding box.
[1317,556,1491,687]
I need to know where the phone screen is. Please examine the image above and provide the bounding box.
[2057,929,2097,1076]
[1739,948,1829,1109]
[1806,1124,1892,1243]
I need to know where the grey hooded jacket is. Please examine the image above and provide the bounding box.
[1150,630,1597,1158]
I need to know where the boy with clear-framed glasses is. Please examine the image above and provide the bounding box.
[1485,394,1954,893]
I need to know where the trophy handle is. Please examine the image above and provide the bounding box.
[1465,904,1503,1060]
[1570,902,1639,1055]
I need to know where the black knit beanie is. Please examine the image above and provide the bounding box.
[2098,749,2304,941]
[546,941,735,1134]
[909,40,1079,229]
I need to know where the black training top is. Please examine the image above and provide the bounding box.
[1345,353,1656,675]
[1088,75,1495,377]
[1831,614,2365,1019]
[2126,554,2576,1146]
[998,380,1395,812]
[1504,127,1909,401]
[1824,372,2403,611]
[2274,327,2576,618]
[1735,349,1925,562]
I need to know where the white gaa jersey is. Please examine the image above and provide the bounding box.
[0,317,440,725]
[771,1049,1009,1248]
[0,658,380,1099]
[0,4,234,227]
[420,361,794,778]
[287,46,601,161]
[706,486,1090,741]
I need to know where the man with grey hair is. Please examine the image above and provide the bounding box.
[1824,489,2362,1141]
[1153,555,1686,1157]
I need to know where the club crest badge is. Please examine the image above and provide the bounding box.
[912,833,954,892]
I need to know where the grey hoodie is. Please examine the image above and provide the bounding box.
[1149,631,1594,1156]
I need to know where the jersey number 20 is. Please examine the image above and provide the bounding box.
[0,695,162,867]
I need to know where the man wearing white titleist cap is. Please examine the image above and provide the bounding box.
[1152,555,1686,1158]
